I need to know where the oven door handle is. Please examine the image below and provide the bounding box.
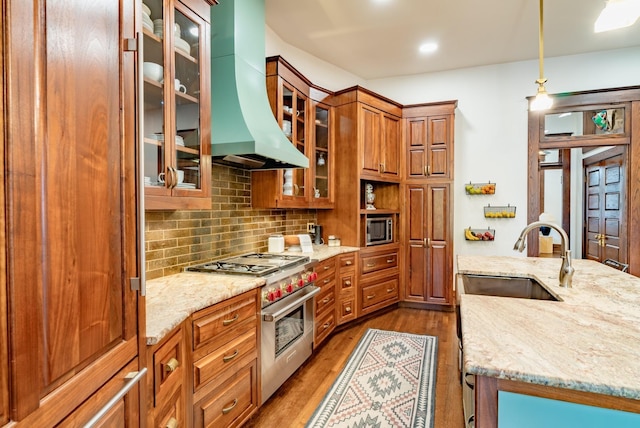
[262,286,320,322]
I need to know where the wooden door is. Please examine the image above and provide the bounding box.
[406,117,428,178]
[4,0,140,424]
[360,105,382,175]
[405,184,451,304]
[381,113,400,177]
[406,185,428,300]
[584,148,627,264]
[427,115,451,179]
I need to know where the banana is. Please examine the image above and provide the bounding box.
[465,227,480,241]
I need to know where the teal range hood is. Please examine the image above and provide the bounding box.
[210,0,309,169]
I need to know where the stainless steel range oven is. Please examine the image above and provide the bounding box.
[186,253,319,404]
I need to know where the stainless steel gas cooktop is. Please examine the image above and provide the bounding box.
[185,253,310,276]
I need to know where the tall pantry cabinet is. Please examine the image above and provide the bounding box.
[403,102,457,307]
[2,0,144,425]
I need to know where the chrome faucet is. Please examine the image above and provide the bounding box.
[513,221,574,288]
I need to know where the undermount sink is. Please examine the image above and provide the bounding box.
[460,274,561,301]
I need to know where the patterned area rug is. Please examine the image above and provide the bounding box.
[306,328,438,428]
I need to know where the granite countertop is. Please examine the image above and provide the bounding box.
[145,245,360,345]
[457,255,640,401]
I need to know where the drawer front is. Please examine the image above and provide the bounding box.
[338,272,356,293]
[153,328,184,404]
[192,293,257,352]
[193,328,257,392]
[154,386,184,428]
[194,359,258,428]
[337,298,356,325]
[317,271,335,291]
[316,257,336,282]
[314,307,335,347]
[360,252,398,275]
[361,276,399,311]
[315,285,335,316]
[339,253,356,269]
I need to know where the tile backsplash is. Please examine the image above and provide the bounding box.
[145,164,316,280]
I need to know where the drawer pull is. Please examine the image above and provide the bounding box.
[345,260,353,266]
[323,322,331,330]
[366,262,375,268]
[344,280,352,286]
[386,288,395,293]
[366,294,375,300]
[222,398,238,415]
[386,258,394,263]
[166,417,178,428]
[345,306,352,313]
[323,265,331,270]
[164,357,180,373]
[222,313,239,326]
[323,278,330,284]
[322,297,330,304]
[222,349,239,363]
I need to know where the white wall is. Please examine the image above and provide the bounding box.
[265,29,640,259]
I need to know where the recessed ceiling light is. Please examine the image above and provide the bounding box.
[419,42,438,54]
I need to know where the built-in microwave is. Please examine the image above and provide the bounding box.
[366,216,393,246]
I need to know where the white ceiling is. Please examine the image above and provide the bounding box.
[265,0,640,80]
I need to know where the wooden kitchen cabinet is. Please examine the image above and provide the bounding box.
[148,325,187,428]
[361,104,401,180]
[404,183,454,306]
[314,257,337,347]
[404,102,456,181]
[143,0,214,210]
[252,56,335,209]
[358,245,400,316]
[191,290,259,427]
[2,0,143,425]
[318,87,402,248]
[336,253,358,325]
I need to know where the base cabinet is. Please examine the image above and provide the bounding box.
[358,246,400,316]
[148,325,187,428]
[336,253,358,325]
[191,290,259,427]
[314,257,337,347]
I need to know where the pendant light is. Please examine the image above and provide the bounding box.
[530,0,553,111]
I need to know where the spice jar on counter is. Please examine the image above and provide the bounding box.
[327,235,341,247]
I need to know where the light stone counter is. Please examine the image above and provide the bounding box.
[457,255,640,400]
[145,246,360,345]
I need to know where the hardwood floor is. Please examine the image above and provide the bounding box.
[246,306,464,427]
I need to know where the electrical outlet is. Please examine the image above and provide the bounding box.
[307,222,315,233]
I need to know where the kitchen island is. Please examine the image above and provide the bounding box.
[457,255,640,427]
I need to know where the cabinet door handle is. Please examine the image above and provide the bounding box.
[222,398,238,415]
[381,162,385,173]
[344,280,352,286]
[222,313,239,326]
[345,306,352,313]
[345,260,353,266]
[223,349,239,363]
[386,288,395,293]
[166,418,178,428]
[323,322,332,330]
[324,265,331,270]
[424,238,431,248]
[425,165,431,176]
[164,357,179,373]
[367,294,375,300]
[386,258,394,263]
[366,262,375,268]
[293,183,300,195]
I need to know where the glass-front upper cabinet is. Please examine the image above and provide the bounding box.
[311,102,333,208]
[281,82,308,204]
[142,0,212,210]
